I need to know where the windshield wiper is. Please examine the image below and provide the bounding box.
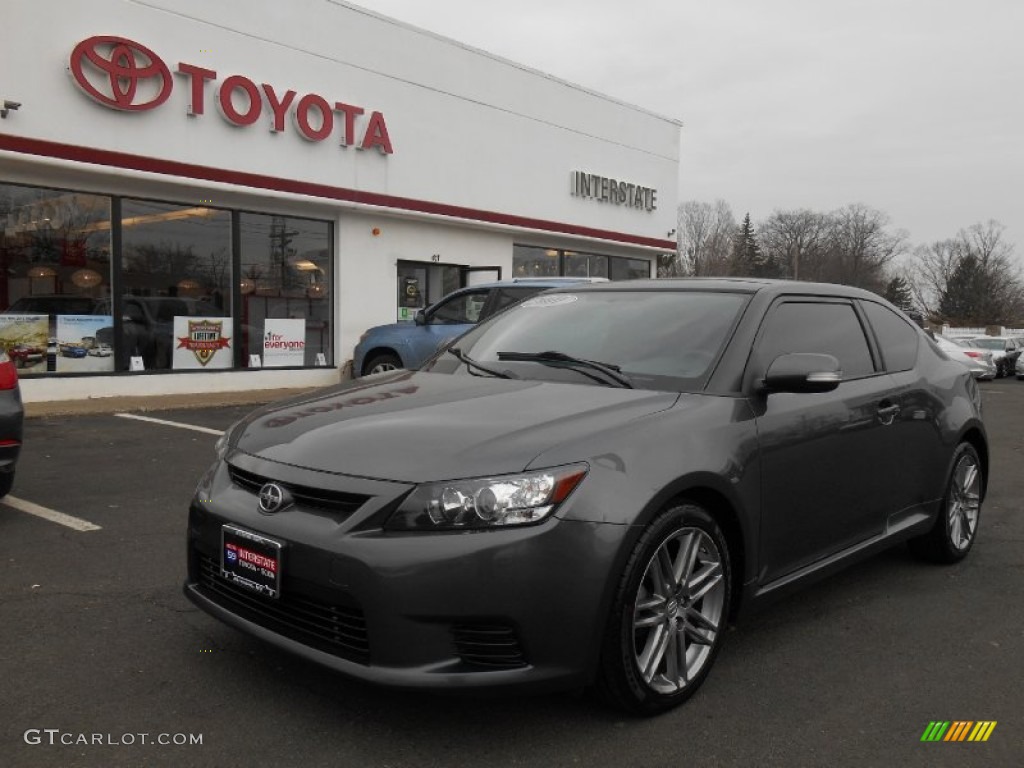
[496,350,633,388]
[448,348,518,379]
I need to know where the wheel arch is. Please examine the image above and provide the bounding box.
[590,479,748,711]
[616,475,752,622]
[669,486,747,620]
[360,346,404,376]
[959,426,989,501]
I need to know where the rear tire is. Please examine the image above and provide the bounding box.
[909,443,982,563]
[595,503,731,716]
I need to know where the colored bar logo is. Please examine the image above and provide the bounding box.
[921,721,997,742]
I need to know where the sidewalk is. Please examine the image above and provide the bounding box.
[23,387,316,418]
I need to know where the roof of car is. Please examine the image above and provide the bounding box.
[550,277,889,300]
[465,277,608,290]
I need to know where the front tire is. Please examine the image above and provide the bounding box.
[909,443,983,563]
[595,503,731,716]
[363,352,402,376]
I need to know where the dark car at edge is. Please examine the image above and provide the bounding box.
[185,279,988,715]
[0,350,24,498]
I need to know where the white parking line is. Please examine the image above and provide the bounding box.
[115,413,224,436]
[3,496,102,532]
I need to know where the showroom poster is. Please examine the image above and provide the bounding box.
[173,316,233,369]
[262,318,306,367]
[55,315,115,373]
[0,313,48,374]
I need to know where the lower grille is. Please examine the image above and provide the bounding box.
[452,622,527,668]
[196,554,369,664]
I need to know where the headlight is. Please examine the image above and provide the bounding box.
[385,464,588,531]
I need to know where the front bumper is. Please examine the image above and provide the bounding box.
[184,453,629,692]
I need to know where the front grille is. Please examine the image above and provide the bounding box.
[196,554,370,664]
[452,622,527,669]
[228,464,371,517]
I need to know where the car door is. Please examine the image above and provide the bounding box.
[409,288,492,365]
[750,298,902,583]
[859,300,946,526]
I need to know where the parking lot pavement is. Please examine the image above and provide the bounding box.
[1,381,1022,767]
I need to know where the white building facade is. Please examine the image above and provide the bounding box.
[0,0,680,402]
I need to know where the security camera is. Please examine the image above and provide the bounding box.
[1,100,22,118]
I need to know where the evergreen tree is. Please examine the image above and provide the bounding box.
[729,213,763,277]
[937,253,988,325]
[882,275,915,313]
[728,213,785,277]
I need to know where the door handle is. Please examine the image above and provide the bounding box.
[877,403,901,426]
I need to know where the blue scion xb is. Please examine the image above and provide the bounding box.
[353,277,605,377]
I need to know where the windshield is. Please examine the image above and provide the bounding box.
[425,289,749,391]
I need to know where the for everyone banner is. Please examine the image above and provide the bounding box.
[262,319,306,367]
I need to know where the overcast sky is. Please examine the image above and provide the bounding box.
[350,0,1022,263]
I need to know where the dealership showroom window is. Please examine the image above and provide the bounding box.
[512,244,650,280]
[0,182,333,375]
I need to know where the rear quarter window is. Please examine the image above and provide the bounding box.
[861,301,919,372]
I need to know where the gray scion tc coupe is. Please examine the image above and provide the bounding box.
[185,279,987,715]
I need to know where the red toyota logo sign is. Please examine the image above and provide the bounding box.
[69,35,172,111]
[65,35,394,153]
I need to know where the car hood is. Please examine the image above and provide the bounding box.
[361,321,413,342]
[230,371,680,483]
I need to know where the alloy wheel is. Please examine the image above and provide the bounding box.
[632,527,726,695]
[948,452,981,551]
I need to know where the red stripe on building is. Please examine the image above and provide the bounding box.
[0,134,675,250]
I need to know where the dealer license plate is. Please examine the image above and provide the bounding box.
[221,525,282,599]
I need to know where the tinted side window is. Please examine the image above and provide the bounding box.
[757,301,874,378]
[431,290,490,324]
[489,287,542,315]
[861,301,919,372]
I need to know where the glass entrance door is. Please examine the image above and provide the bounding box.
[395,260,501,322]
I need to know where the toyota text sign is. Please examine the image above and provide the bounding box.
[68,35,394,154]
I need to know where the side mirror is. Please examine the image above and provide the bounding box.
[414,310,426,326]
[762,353,842,394]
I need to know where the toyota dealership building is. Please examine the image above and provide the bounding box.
[0,0,680,402]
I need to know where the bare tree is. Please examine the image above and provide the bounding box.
[671,199,736,277]
[759,209,830,280]
[906,239,960,319]
[819,204,907,293]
